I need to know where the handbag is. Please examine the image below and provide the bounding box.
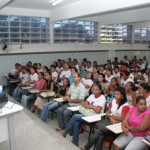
[79,106,97,117]
[39,91,55,98]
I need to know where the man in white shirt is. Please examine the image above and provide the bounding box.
[59,62,71,80]
[50,65,58,82]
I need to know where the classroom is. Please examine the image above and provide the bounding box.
[0,0,150,150]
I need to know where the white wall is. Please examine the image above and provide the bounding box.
[1,50,150,85]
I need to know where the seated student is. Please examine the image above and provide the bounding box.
[21,72,45,107]
[43,66,50,73]
[81,72,93,96]
[107,77,118,100]
[8,63,19,78]
[13,67,38,101]
[92,66,99,83]
[80,65,88,78]
[61,84,106,146]
[113,95,150,150]
[50,65,58,83]
[37,63,43,73]
[120,71,134,87]
[30,71,55,112]
[125,82,137,106]
[138,83,150,108]
[73,59,80,73]
[142,69,149,83]
[86,61,93,72]
[12,67,30,101]
[126,66,134,81]
[81,86,129,150]
[105,69,114,84]
[55,72,85,132]
[96,73,109,94]
[41,78,70,122]
[113,66,121,79]
[56,62,63,75]
[133,66,141,83]
[99,65,106,74]
[59,62,71,81]
[68,67,78,84]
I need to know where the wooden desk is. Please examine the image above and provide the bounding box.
[106,122,123,134]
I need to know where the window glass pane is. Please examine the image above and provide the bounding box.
[31,28,40,33]
[10,33,20,38]
[31,23,40,27]
[0,33,9,38]
[0,15,8,21]
[0,21,8,26]
[10,16,20,21]
[10,39,20,42]
[31,17,40,22]
[10,21,20,26]
[41,28,49,33]
[41,23,49,28]
[54,19,98,44]
[10,27,20,32]
[31,34,40,39]
[31,40,40,43]
[21,22,30,27]
[41,34,50,39]
[41,39,50,43]
[0,27,8,32]
[21,16,30,21]
[21,28,30,32]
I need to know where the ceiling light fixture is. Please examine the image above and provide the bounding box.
[52,0,63,6]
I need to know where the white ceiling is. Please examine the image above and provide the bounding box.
[7,0,81,10]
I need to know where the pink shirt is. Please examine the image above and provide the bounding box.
[35,79,45,90]
[128,107,150,137]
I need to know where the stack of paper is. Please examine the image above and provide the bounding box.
[53,98,64,102]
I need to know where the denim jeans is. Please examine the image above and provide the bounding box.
[12,86,22,101]
[57,103,73,129]
[65,113,83,145]
[41,100,62,122]
[21,94,34,107]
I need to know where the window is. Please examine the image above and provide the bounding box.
[0,15,50,44]
[100,24,132,44]
[134,28,150,44]
[54,20,98,44]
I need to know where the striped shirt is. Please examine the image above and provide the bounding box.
[67,82,86,106]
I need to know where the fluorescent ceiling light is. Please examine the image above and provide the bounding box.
[52,0,63,6]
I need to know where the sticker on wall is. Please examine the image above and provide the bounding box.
[108,50,115,58]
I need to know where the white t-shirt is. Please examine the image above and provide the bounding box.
[59,70,71,79]
[30,73,38,82]
[75,64,80,73]
[143,73,148,82]
[87,94,106,113]
[120,77,134,87]
[81,78,93,96]
[56,67,63,74]
[86,66,93,72]
[19,72,30,83]
[105,75,114,83]
[113,71,120,79]
[52,71,58,82]
[129,73,134,80]
[138,63,145,70]
[37,68,43,73]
